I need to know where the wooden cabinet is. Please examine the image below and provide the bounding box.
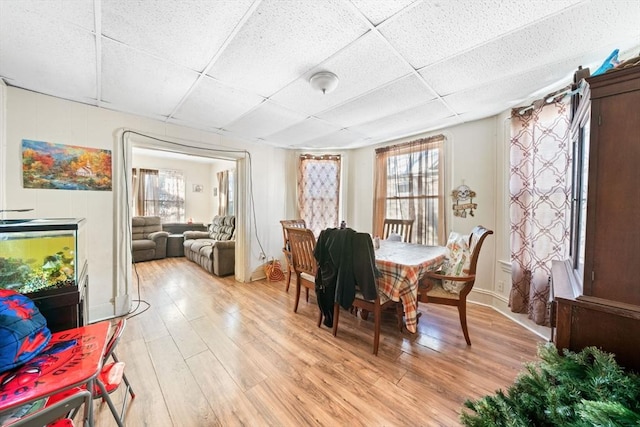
[552,63,640,372]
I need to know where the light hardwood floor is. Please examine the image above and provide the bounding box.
[92,257,544,427]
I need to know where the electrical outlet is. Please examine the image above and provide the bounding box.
[496,281,504,292]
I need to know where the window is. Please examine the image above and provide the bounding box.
[568,83,590,284]
[374,136,445,245]
[132,168,185,222]
[297,154,341,237]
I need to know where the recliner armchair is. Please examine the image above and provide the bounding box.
[131,216,169,262]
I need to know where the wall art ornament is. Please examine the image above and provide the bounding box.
[21,139,112,191]
[452,183,477,218]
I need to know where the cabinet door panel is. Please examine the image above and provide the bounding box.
[585,88,640,304]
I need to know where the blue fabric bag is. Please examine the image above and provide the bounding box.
[0,289,51,373]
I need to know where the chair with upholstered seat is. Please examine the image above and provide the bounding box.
[418,225,493,345]
[286,227,321,325]
[280,219,307,292]
[382,218,414,243]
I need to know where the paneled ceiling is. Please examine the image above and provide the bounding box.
[1,0,639,149]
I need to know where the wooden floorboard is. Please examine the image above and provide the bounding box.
[91,257,544,426]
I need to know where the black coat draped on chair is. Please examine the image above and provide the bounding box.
[313,228,379,327]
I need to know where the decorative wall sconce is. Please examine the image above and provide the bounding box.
[452,184,477,218]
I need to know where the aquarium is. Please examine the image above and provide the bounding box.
[0,218,86,294]
[0,218,87,332]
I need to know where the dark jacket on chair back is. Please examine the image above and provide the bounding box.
[314,228,380,327]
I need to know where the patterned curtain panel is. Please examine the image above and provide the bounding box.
[217,170,228,216]
[373,136,446,245]
[136,168,159,216]
[297,155,341,237]
[509,100,571,325]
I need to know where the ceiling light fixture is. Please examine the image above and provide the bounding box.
[309,71,339,94]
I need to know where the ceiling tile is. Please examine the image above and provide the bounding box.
[224,101,308,140]
[206,0,369,96]
[300,128,370,149]
[1,0,639,150]
[263,117,343,147]
[350,99,454,142]
[101,39,199,118]
[316,74,436,128]
[172,76,265,129]
[101,0,254,71]
[1,0,94,30]
[350,0,417,25]
[420,0,640,96]
[0,3,96,103]
[380,0,584,69]
[270,32,412,115]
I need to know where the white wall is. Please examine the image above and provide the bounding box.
[2,87,287,322]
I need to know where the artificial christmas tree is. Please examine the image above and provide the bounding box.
[461,343,640,426]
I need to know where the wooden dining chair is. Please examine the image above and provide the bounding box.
[418,225,493,345]
[382,218,414,243]
[286,227,322,324]
[280,219,307,292]
[330,232,397,356]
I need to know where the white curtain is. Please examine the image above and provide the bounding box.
[509,99,571,325]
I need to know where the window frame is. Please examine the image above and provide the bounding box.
[374,135,446,245]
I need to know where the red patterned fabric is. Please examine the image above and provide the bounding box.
[509,100,571,325]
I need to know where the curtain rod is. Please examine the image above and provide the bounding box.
[515,83,582,116]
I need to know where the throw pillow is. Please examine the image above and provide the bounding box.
[442,232,471,294]
[0,289,52,373]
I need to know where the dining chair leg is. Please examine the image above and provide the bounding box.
[458,301,471,345]
[294,279,301,313]
[332,303,340,337]
[305,287,309,302]
[373,302,381,355]
[285,265,292,292]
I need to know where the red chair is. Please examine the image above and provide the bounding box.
[92,318,135,427]
[5,389,91,427]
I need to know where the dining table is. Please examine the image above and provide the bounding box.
[0,321,111,427]
[375,240,447,333]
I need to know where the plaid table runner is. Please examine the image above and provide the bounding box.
[375,241,446,333]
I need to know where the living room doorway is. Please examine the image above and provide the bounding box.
[115,130,251,315]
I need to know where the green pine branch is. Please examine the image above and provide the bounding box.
[460,343,640,426]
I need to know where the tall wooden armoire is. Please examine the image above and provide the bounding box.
[552,61,640,372]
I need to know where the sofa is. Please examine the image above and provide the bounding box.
[183,215,235,276]
[132,216,169,262]
[163,222,208,257]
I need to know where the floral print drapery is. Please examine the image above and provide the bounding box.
[509,100,571,325]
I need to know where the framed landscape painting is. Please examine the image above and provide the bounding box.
[22,139,112,191]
